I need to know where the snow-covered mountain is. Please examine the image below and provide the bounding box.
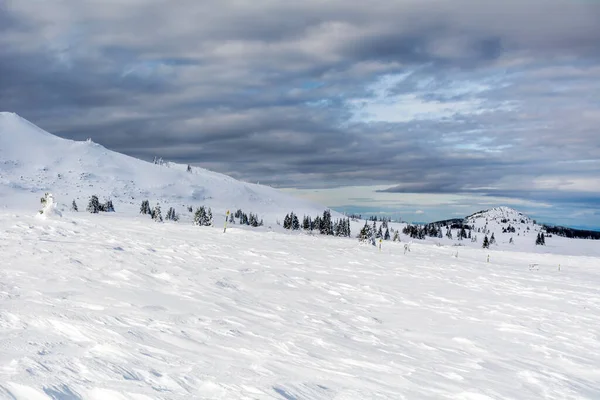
[0,112,328,222]
[465,206,533,227]
[465,206,538,237]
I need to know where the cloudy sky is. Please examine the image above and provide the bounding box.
[2,0,599,229]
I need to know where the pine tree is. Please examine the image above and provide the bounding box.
[446,228,453,239]
[302,216,310,230]
[206,207,213,226]
[358,222,371,242]
[509,237,514,244]
[187,164,192,173]
[482,235,490,248]
[71,200,78,212]
[87,195,100,213]
[393,231,400,242]
[140,200,151,215]
[283,213,292,229]
[536,232,546,245]
[376,226,383,239]
[151,204,163,222]
[384,228,390,240]
[292,213,300,230]
[104,200,115,212]
[194,207,206,226]
[489,232,496,245]
[321,210,333,235]
[166,207,178,221]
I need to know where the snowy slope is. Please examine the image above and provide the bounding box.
[1,211,600,399]
[0,112,328,222]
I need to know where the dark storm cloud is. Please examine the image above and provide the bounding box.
[1,0,600,226]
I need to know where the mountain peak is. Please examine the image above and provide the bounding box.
[466,206,532,225]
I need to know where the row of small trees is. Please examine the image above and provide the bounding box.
[233,209,263,227]
[140,200,179,222]
[282,210,352,237]
[82,196,115,213]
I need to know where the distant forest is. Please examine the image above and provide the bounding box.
[544,225,600,240]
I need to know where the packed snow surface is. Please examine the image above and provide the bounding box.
[1,211,599,399]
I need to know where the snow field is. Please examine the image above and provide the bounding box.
[1,211,599,399]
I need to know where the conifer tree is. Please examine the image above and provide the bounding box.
[393,231,400,242]
[536,232,546,245]
[302,216,310,230]
[482,235,490,248]
[292,213,300,230]
[140,200,151,215]
[376,226,383,239]
[71,200,78,212]
[166,207,178,221]
[358,222,371,242]
[489,232,496,245]
[321,210,333,235]
[283,213,292,229]
[87,195,100,213]
[194,207,206,226]
[151,204,163,222]
[384,228,390,240]
[104,200,115,212]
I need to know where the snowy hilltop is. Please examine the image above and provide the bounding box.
[0,112,327,222]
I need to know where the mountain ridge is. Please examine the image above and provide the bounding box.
[0,112,330,222]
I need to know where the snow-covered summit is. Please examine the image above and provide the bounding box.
[0,112,327,221]
[465,206,532,226]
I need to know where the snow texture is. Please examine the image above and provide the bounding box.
[1,212,599,399]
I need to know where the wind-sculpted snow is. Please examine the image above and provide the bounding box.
[1,212,600,399]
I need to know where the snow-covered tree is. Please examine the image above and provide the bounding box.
[151,204,163,222]
[193,206,213,226]
[71,199,78,212]
[292,213,300,230]
[358,222,372,242]
[166,207,179,221]
[384,228,390,240]
[140,200,151,215]
[489,232,496,245]
[103,200,115,212]
[38,193,62,218]
[87,195,101,213]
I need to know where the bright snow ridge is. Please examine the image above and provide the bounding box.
[1,211,599,399]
